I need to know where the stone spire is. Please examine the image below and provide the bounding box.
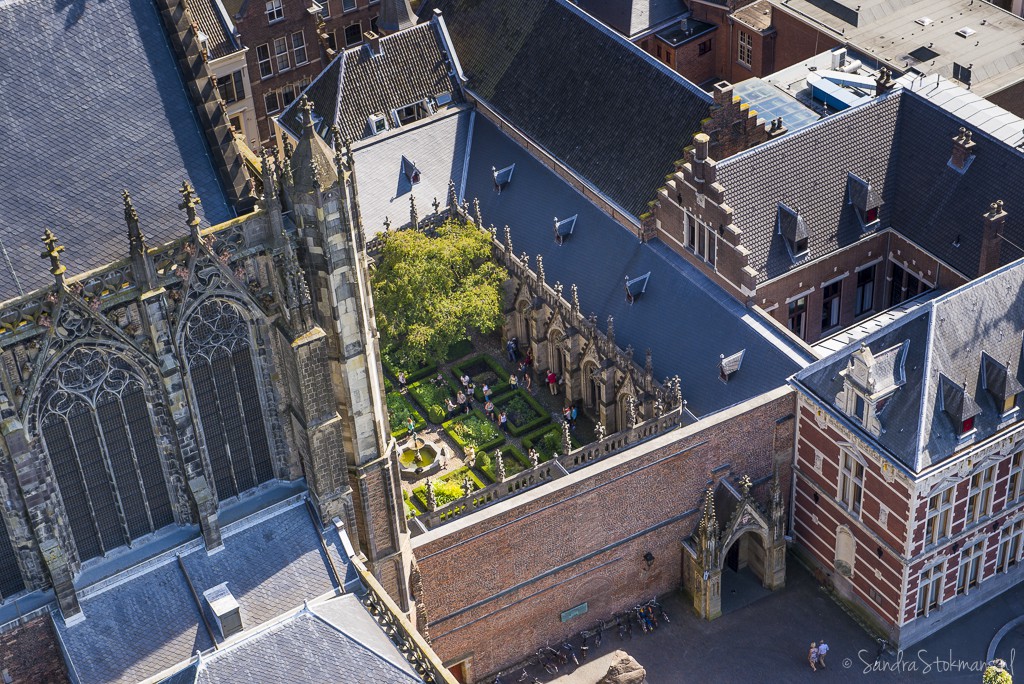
[697,484,719,569]
[377,0,415,35]
[410,194,419,230]
[770,466,785,541]
[448,179,459,213]
[504,225,513,254]
[290,96,338,193]
[41,229,67,291]
[536,254,545,285]
[124,190,155,289]
[178,181,202,239]
[571,283,580,317]
[495,449,506,482]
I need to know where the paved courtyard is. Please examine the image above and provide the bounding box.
[508,558,1024,683]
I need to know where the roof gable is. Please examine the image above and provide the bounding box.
[572,0,687,37]
[419,0,712,218]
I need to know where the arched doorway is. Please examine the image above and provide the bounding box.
[548,329,563,376]
[682,474,788,620]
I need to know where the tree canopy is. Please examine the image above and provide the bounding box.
[372,219,506,368]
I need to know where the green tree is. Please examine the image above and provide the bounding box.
[372,219,506,367]
[984,661,1012,684]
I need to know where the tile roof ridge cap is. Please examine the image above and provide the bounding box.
[912,301,938,472]
[552,0,712,104]
[718,88,901,170]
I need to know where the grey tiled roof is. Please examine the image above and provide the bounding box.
[353,109,471,239]
[465,116,808,418]
[419,0,713,219]
[279,22,463,143]
[0,0,233,305]
[54,501,346,684]
[714,86,1024,284]
[714,93,902,284]
[794,258,1024,472]
[194,596,422,683]
[572,0,687,37]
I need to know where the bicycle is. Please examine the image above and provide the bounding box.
[874,637,894,664]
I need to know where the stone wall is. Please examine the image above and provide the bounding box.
[413,387,795,681]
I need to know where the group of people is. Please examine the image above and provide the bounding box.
[808,639,830,671]
[562,404,578,429]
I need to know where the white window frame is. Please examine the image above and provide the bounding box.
[264,91,281,114]
[291,31,308,66]
[925,487,953,546]
[266,0,284,22]
[343,0,357,10]
[738,30,753,68]
[274,36,291,72]
[917,562,944,617]
[956,541,984,595]
[1009,453,1024,505]
[838,450,865,517]
[967,466,995,524]
[998,520,1024,573]
[256,43,274,79]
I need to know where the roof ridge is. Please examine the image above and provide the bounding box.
[912,298,939,471]
[308,602,422,681]
[551,0,711,103]
[718,88,901,169]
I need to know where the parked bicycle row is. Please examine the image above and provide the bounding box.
[493,599,670,683]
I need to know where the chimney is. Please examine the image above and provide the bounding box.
[979,200,1007,275]
[203,583,244,640]
[875,67,893,96]
[365,31,381,57]
[949,127,976,172]
[691,132,711,189]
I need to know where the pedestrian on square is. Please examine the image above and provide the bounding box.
[570,404,578,429]
[398,371,407,390]
[562,406,571,423]
[444,396,458,418]
[808,642,819,672]
[509,373,519,389]
[405,415,416,436]
[498,410,508,433]
[482,383,492,401]
[506,337,518,362]
[547,370,558,395]
[523,371,532,392]
[460,373,471,389]
[456,390,468,413]
[484,400,495,420]
[817,639,829,669]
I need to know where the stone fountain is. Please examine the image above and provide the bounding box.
[398,431,442,481]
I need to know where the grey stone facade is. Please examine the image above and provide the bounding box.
[0,108,411,619]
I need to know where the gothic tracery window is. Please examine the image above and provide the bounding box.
[39,347,174,562]
[183,299,275,503]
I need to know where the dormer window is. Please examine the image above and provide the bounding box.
[848,173,881,230]
[981,352,1022,423]
[939,373,981,440]
[719,350,745,383]
[368,112,388,135]
[777,203,809,261]
[841,341,907,436]
[401,156,421,185]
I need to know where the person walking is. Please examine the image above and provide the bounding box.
[817,639,829,669]
[484,399,496,421]
[808,642,819,672]
[523,371,532,392]
[482,383,492,401]
[509,373,519,390]
[498,410,508,433]
[397,371,407,390]
[506,337,518,362]
[547,370,558,395]
[570,404,578,430]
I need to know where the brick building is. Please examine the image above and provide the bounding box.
[222,0,409,146]
[653,75,1024,347]
[790,258,1024,647]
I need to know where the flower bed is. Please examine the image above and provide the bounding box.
[478,446,529,483]
[443,409,505,455]
[492,389,550,437]
[386,390,426,437]
[411,466,486,510]
[522,424,581,461]
[451,354,511,402]
[407,375,459,424]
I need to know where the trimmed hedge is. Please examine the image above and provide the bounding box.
[386,390,426,438]
[522,423,581,461]
[452,354,512,402]
[382,355,438,386]
[478,446,529,483]
[412,466,486,510]
[492,389,550,437]
[407,375,459,424]
[445,338,475,362]
[443,409,505,455]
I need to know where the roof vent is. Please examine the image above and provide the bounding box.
[915,16,933,26]
[720,350,745,382]
[554,214,577,245]
[492,164,515,193]
[624,272,650,304]
[203,583,243,640]
[956,27,976,38]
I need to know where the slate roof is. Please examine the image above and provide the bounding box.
[189,0,241,60]
[0,0,233,306]
[572,0,687,38]
[419,0,713,219]
[714,83,1024,284]
[465,116,809,417]
[793,258,1024,473]
[714,92,902,283]
[185,595,422,684]
[54,500,348,684]
[353,109,472,239]
[278,21,463,143]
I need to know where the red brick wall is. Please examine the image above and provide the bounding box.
[414,389,795,680]
[0,616,70,683]
[770,7,840,72]
[234,0,378,144]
